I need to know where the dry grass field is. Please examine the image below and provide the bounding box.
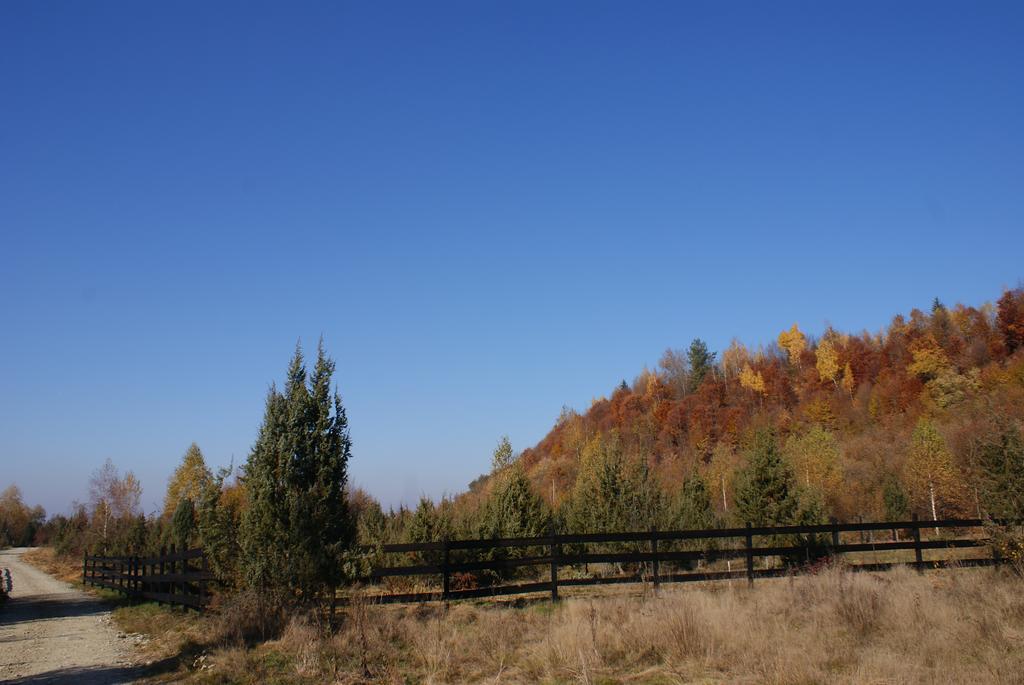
[110,564,1024,684]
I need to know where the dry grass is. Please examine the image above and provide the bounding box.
[21,547,84,585]
[126,566,1024,684]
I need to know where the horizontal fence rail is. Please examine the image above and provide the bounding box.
[362,516,1019,604]
[83,545,212,611]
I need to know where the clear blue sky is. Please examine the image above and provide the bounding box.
[2,2,1022,516]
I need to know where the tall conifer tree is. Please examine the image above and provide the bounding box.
[240,341,354,602]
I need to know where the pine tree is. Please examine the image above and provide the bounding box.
[479,465,550,580]
[481,465,549,539]
[734,430,800,526]
[687,338,716,393]
[673,473,714,530]
[975,420,1024,519]
[882,475,909,521]
[491,435,515,472]
[239,341,354,603]
[171,497,195,549]
[197,465,242,585]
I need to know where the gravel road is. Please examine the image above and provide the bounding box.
[0,547,142,684]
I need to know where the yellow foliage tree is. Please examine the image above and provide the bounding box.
[841,362,855,396]
[739,363,766,395]
[720,339,750,380]
[815,337,840,386]
[163,443,214,520]
[783,425,842,498]
[906,333,952,381]
[777,324,807,367]
[904,418,961,531]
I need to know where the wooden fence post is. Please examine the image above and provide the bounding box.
[550,525,560,603]
[830,518,840,561]
[159,546,167,606]
[745,523,754,587]
[200,552,209,609]
[911,514,923,573]
[441,540,450,601]
[650,526,660,593]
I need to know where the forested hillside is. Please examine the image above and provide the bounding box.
[517,288,1024,522]
[362,287,1024,545]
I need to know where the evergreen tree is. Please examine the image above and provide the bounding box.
[566,434,629,534]
[239,341,354,603]
[883,475,909,521]
[565,433,665,534]
[491,435,515,472]
[171,497,195,549]
[197,465,242,585]
[479,465,550,580]
[975,420,1024,519]
[674,473,715,531]
[687,338,716,393]
[406,497,454,566]
[734,430,800,526]
[481,465,549,539]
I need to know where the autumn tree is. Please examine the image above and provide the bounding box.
[659,347,689,395]
[841,362,855,396]
[815,337,840,386]
[904,418,961,530]
[240,342,355,603]
[720,339,750,381]
[783,425,842,501]
[996,288,1024,354]
[739,363,766,397]
[163,443,213,520]
[777,324,807,367]
[0,486,45,548]
[88,459,142,553]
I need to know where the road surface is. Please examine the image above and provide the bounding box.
[0,547,141,684]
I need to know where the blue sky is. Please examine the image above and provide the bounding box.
[2,2,1022,515]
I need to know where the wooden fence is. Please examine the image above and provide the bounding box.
[83,545,213,611]
[366,516,1016,604]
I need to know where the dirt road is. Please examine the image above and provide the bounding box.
[0,547,142,684]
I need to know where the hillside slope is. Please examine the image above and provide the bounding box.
[514,288,1024,522]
